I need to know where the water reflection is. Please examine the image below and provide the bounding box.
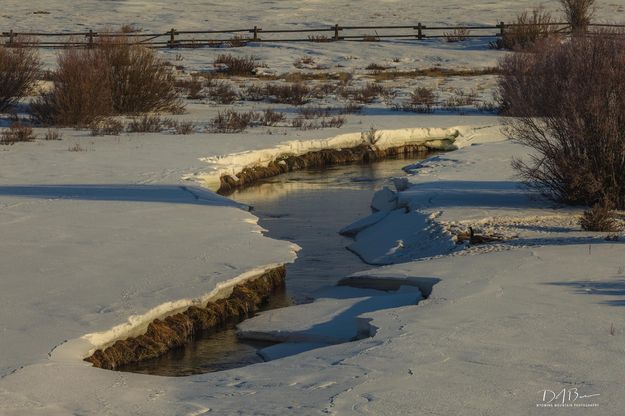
[121,155,430,376]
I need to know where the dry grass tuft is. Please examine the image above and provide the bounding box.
[214,54,259,76]
[444,28,471,42]
[580,202,619,232]
[0,123,37,144]
[89,117,124,136]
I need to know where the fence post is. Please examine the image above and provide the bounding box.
[7,29,14,47]
[87,29,94,48]
[498,21,505,37]
[416,23,424,40]
[168,28,176,48]
[252,25,259,41]
[334,24,340,41]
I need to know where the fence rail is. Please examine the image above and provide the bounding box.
[1,22,623,48]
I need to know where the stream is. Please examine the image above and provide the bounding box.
[120,155,430,376]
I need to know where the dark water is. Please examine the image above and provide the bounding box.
[121,156,430,376]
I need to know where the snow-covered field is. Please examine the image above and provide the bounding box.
[2,1,625,415]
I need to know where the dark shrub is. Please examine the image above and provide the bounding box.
[210,110,257,133]
[494,9,556,50]
[0,43,40,112]
[33,35,181,126]
[560,0,595,33]
[265,83,310,105]
[32,48,113,126]
[500,33,625,208]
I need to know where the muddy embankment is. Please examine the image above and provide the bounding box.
[86,266,286,369]
[217,143,430,195]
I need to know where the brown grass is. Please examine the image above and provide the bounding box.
[214,54,259,76]
[444,28,471,42]
[90,117,124,136]
[0,123,37,144]
[580,202,619,231]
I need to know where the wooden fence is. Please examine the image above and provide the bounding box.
[1,22,623,48]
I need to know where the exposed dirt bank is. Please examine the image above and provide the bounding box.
[85,266,286,369]
[217,143,429,195]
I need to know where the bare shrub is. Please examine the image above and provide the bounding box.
[500,33,625,208]
[33,48,113,126]
[297,105,334,119]
[365,63,390,71]
[560,0,595,32]
[291,117,321,130]
[127,115,163,133]
[362,34,381,42]
[214,54,258,76]
[33,35,181,125]
[243,84,268,101]
[580,201,619,231]
[176,77,204,99]
[0,42,40,112]
[206,80,238,104]
[341,82,388,104]
[320,116,345,128]
[0,123,36,144]
[90,117,124,136]
[68,142,86,152]
[308,35,332,43]
[294,56,316,69]
[265,83,310,105]
[210,110,256,133]
[443,89,478,111]
[494,9,556,50]
[99,36,182,114]
[338,101,363,114]
[401,87,436,113]
[259,109,286,126]
[173,120,195,135]
[444,28,471,42]
[226,35,250,48]
[361,127,382,147]
[44,129,63,140]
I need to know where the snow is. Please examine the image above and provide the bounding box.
[195,126,465,188]
[237,285,423,345]
[1,0,625,414]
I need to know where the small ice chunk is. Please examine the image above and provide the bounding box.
[371,187,398,212]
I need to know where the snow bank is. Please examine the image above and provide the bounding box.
[195,126,468,188]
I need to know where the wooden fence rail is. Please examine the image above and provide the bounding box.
[1,22,623,48]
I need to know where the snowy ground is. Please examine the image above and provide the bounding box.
[1,122,624,415]
[2,0,625,414]
[3,0,624,74]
